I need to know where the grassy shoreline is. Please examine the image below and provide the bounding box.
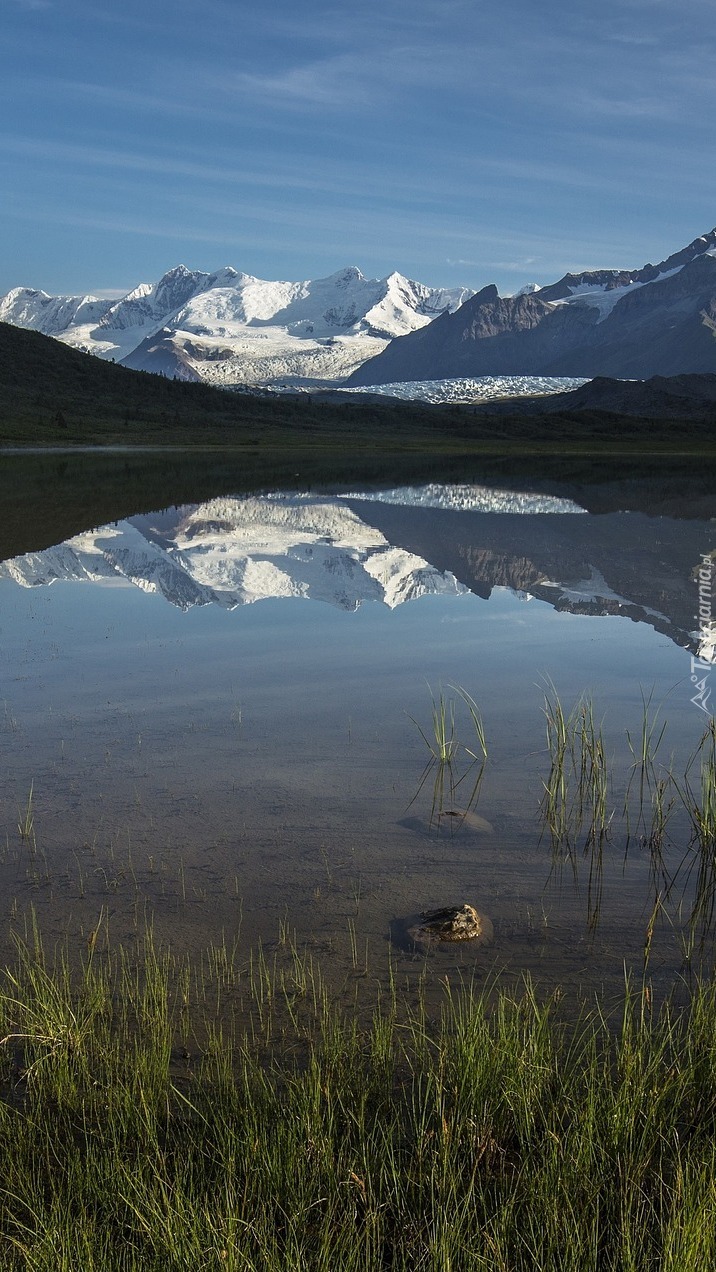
[2,922,716,1270]
[3,413,716,457]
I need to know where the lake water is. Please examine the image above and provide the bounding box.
[1,454,714,1010]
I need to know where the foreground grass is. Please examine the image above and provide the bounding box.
[2,924,716,1270]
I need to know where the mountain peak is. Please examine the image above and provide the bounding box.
[161,264,194,278]
[473,284,500,304]
[324,266,364,286]
[213,266,240,281]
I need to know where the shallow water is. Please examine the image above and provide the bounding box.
[0,462,714,1009]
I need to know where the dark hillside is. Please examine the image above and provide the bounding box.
[0,321,455,449]
[0,320,314,446]
[1,319,715,456]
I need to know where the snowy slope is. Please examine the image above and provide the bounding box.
[123,266,474,384]
[60,265,227,361]
[539,230,716,321]
[0,288,113,335]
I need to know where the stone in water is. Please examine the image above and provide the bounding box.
[408,903,492,948]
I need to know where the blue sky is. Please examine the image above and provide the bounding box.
[2,0,715,297]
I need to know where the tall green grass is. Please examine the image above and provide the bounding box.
[540,688,613,928]
[541,687,611,853]
[16,783,34,848]
[409,684,488,830]
[2,923,716,1269]
[537,685,716,947]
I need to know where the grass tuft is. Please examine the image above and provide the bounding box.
[408,684,488,830]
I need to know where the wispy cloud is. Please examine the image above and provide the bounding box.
[226,40,460,113]
[0,131,476,207]
[490,258,539,273]
[0,133,334,190]
[226,0,475,49]
[230,55,380,110]
[8,75,239,124]
[2,204,265,250]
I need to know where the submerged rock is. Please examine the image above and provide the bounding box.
[438,809,494,833]
[406,903,493,949]
[399,809,494,839]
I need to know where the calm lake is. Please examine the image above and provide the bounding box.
[1,452,714,1010]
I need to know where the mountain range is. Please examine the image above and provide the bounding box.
[3,225,716,388]
[0,265,472,387]
[347,229,716,385]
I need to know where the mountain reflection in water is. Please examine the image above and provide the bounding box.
[0,484,711,657]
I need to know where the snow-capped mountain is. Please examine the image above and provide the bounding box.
[97,264,218,334]
[0,265,472,386]
[347,227,716,384]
